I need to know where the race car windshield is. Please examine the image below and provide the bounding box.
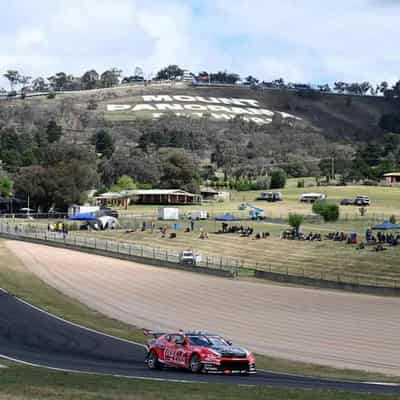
[188,335,211,347]
[206,336,230,346]
[188,335,230,347]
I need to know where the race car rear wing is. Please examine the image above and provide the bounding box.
[143,329,166,338]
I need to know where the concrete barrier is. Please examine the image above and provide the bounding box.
[254,270,400,296]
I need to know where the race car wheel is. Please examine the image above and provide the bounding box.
[189,354,203,373]
[147,350,161,370]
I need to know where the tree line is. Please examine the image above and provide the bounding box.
[2,64,399,99]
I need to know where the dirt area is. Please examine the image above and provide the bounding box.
[6,241,400,377]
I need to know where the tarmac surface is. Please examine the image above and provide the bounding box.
[0,289,400,393]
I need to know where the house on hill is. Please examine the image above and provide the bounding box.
[383,172,400,185]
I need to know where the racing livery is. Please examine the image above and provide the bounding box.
[144,330,256,374]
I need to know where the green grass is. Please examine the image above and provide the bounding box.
[1,239,400,385]
[2,366,400,400]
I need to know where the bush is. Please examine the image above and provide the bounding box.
[270,170,287,189]
[288,213,304,234]
[297,179,305,188]
[312,200,340,222]
[253,176,270,190]
[390,215,397,224]
[47,92,56,99]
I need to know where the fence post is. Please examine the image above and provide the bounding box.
[105,240,108,251]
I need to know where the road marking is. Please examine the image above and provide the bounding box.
[363,382,400,386]
[9,292,146,349]
[0,354,198,384]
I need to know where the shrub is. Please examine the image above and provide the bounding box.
[47,92,56,99]
[312,200,340,222]
[270,170,287,189]
[297,179,305,188]
[288,213,304,234]
[390,215,397,224]
[253,176,270,190]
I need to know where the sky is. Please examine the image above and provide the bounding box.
[0,0,399,89]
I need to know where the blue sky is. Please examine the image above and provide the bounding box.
[1,0,399,89]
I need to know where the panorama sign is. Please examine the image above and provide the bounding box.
[107,95,301,124]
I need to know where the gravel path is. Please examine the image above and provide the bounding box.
[6,241,400,376]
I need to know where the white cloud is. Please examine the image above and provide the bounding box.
[0,0,399,88]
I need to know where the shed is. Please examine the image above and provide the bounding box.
[130,189,201,205]
[383,172,400,186]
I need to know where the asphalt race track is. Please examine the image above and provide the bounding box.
[0,290,399,393]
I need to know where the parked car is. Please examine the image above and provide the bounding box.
[299,193,326,203]
[354,196,370,206]
[340,196,370,206]
[256,192,283,202]
[340,198,355,206]
[145,330,256,374]
[179,250,201,266]
[100,207,119,218]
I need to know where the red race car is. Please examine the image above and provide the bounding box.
[144,330,256,374]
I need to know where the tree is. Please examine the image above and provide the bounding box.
[91,129,114,158]
[270,170,287,189]
[47,72,68,91]
[81,69,99,90]
[100,68,122,88]
[32,77,48,92]
[245,75,259,85]
[159,149,200,193]
[3,70,21,90]
[379,113,400,134]
[334,81,348,94]
[155,65,184,80]
[14,151,98,210]
[46,120,63,143]
[110,175,137,192]
[0,176,13,197]
[288,213,304,235]
[312,200,339,222]
[378,81,389,95]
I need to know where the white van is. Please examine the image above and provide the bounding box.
[299,193,326,203]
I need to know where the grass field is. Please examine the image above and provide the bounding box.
[3,366,400,400]
[1,239,400,389]
[117,180,400,225]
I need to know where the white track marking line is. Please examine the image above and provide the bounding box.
[0,354,197,384]
[6,290,146,349]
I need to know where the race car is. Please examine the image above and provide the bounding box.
[144,330,256,374]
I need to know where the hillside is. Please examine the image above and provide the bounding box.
[1,82,399,169]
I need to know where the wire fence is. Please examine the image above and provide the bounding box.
[0,222,399,290]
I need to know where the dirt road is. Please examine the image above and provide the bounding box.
[6,241,400,376]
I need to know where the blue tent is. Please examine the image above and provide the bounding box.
[372,221,400,230]
[215,213,239,221]
[68,213,98,221]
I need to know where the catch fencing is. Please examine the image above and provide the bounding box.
[0,222,399,295]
